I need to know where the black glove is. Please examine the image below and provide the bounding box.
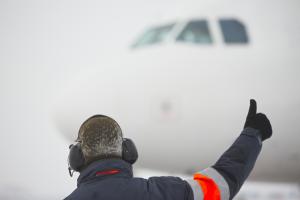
[244,99,272,141]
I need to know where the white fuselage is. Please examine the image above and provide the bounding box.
[53,0,300,182]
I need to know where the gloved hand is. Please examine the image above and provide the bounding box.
[244,99,272,141]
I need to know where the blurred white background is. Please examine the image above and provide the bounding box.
[0,0,299,199]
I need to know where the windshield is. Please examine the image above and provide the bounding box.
[132,23,174,48]
[176,20,212,44]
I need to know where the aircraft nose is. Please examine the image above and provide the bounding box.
[151,97,182,122]
[52,67,125,141]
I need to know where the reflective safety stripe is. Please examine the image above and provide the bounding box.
[186,167,230,200]
[194,173,221,200]
[186,179,204,200]
[198,167,230,200]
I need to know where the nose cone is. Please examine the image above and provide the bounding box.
[51,54,160,142]
[52,65,127,141]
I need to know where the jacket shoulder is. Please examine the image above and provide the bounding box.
[148,176,193,200]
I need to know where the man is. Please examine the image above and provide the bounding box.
[65,99,272,200]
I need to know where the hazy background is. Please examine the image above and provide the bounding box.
[0,1,190,199]
[0,0,299,199]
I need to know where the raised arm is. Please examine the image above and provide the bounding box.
[186,100,272,200]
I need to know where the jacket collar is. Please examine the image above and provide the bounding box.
[77,158,133,187]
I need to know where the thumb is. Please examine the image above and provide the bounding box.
[246,99,257,119]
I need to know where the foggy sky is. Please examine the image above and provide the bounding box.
[0,0,299,199]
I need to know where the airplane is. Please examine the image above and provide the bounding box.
[52,0,300,185]
[1,0,299,199]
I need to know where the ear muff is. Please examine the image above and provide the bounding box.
[67,114,139,177]
[68,143,85,176]
[122,138,138,164]
[68,139,138,176]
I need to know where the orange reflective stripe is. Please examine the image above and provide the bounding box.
[194,173,221,200]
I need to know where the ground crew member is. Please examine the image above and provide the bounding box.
[64,99,272,200]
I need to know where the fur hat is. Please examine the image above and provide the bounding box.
[77,115,123,164]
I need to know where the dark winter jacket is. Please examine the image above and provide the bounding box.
[64,127,262,200]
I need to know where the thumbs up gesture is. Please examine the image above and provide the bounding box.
[244,99,273,141]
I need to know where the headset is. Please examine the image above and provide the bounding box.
[67,115,138,177]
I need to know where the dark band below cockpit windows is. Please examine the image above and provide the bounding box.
[176,20,213,44]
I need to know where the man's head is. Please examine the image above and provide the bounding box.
[76,115,123,165]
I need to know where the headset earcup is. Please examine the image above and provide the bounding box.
[68,143,85,172]
[122,138,138,164]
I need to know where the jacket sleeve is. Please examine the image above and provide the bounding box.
[185,127,262,200]
[148,176,194,200]
[212,127,262,199]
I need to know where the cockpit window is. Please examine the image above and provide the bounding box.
[219,19,249,44]
[132,24,175,48]
[176,20,212,44]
